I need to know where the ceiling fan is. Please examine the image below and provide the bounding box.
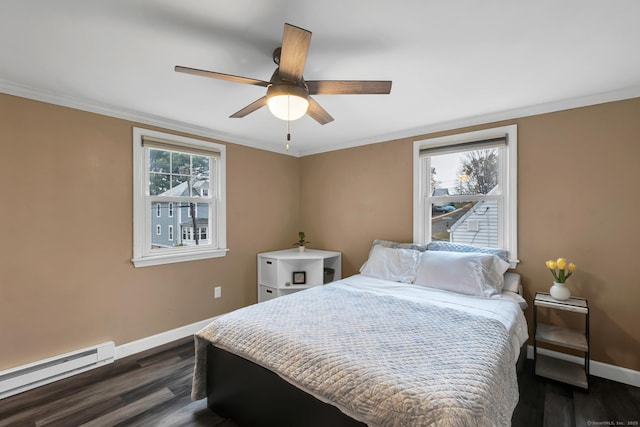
[175,23,392,125]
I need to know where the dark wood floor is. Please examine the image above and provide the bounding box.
[1,338,638,426]
[0,338,236,427]
[513,358,640,426]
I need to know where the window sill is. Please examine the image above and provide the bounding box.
[132,248,229,268]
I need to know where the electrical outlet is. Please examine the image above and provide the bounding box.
[214,286,222,299]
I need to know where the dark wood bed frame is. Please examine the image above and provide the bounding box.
[206,344,366,426]
[206,343,528,426]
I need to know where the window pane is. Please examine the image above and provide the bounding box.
[149,149,170,173]
[171,175,188,194]
[177,203,210,246]
[149,148,213,198]
[171,152,190,175]
[430,148,500,196]
[192,155,210,177]
[431,200,498,247]
[150,202,210,248]
[149,173,170,196]
[190,178,209,198]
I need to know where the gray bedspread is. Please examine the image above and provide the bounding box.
[192,283,518,426]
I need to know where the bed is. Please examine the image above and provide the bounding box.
[192,242,529,427]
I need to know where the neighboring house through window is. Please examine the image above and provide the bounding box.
[413,125,518,267]
[132,127,227,267]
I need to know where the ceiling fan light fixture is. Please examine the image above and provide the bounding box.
[266,84,309,121]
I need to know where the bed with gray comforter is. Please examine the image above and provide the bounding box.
[192,277,525,426]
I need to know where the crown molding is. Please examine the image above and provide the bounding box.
[3,78,639,159]
[0,79,298,157]
[296,85,640,157]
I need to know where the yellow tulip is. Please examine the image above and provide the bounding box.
[557,258,567,269]
[547,260,557,270]
[568,263,577,272]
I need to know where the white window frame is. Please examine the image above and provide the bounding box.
[413,125,518,267]
[168,225,174,241]
[168,202,174,218]
[132,127,228,267]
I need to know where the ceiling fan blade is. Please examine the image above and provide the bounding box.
[230,96,267,118]
[278,23,312,83]
[306,80,392,95]
[307,97,334,125]
[175,66,269,87]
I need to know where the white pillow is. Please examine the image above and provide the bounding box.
[503,272,522,294]
[360,245,420,283]
[413,251,510,297]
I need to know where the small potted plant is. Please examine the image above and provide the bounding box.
[294,232,310,253]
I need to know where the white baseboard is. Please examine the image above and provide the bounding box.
[115,316,217,360]
[527,345,640,388]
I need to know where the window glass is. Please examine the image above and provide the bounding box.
[429,147,502,248]
[430,148,500,197]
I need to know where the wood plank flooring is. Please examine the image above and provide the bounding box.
[0,338,236,427]
[2,338,638,426]
[513,358,640,426]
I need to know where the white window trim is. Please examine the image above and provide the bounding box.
[413,124,518,268]
[168,225,174,241]
[132,127,228,267]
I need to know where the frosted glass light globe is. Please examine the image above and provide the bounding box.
[266,85,309,121]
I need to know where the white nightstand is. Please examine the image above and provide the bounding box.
[533,292,590,389]
[257,248,342,302]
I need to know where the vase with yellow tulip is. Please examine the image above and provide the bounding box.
[545,258,577,301]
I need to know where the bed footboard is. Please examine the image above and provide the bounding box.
[206,344,366,427]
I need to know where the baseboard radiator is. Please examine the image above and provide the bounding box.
[0,341,115,400]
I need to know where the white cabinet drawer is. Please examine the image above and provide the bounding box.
[259,257,277,287]
[258,285,278,302]
[258,285,299,303]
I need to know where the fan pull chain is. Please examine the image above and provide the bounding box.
[285,119,291,151]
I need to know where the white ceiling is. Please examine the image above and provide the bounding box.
[2,1,640,156]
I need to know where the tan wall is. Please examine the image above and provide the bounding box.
[0,94,299,370]
[2,93,638,373]
[300,97,640,371]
